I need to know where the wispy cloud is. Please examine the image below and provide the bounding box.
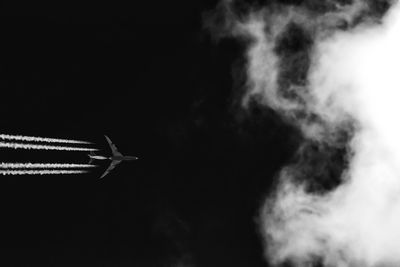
[211,0,400,266]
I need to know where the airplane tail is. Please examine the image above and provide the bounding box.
[88,151,96,164]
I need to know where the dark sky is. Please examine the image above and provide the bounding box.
[0,1,298,266]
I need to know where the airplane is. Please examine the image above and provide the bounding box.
[88,135,138,179]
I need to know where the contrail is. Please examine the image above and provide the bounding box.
[0,142,98,151]
[0,163,97,169]
[0,170,88,175]
[0,134,92,144]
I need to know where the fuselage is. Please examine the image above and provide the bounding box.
[89,154,138,161]
[111,155,138,161]
[89,155,108,160]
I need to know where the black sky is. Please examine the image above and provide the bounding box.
[0,1,299,266]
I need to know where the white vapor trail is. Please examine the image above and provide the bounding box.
[218,0,400,267]
[0,163,97,169]
[0,134,92,144]
[0,170,88,175]
[0,142,98,151]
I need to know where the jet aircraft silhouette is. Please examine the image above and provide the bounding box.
[88,135,138,179]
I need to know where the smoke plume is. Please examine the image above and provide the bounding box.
[211,0,400,266]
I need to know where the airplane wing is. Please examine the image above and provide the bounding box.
[99,160,121,179]
[104,135,122,157]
